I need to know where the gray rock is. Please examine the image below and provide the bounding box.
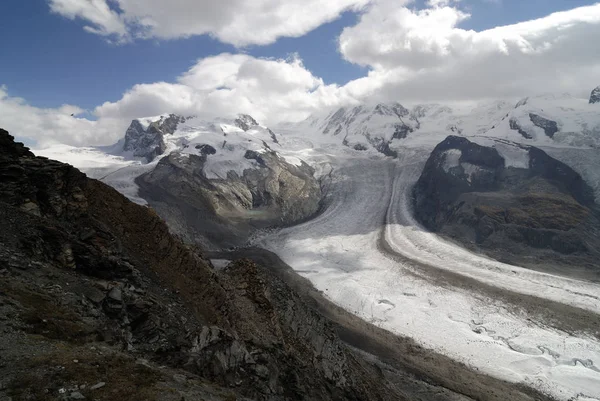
[107,287,122,302]
[529,113,558,138]
[589,86,600,104]
[68,392,85,400]
[234,114,259,131]
[103,287,124,314]
[136,149,321,248]
[89,382,105,390]
[123,114,186,162]
[509,118,532,139]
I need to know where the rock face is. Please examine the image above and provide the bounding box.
[529,113,558,138]
[590,86,600,104]
[509,118,532,139]
[136,149,322,248]
[310,102,418,156]
[0,128,402,401]
[234,114,260,131]
[413,136,600,276]
[123,114,186,161]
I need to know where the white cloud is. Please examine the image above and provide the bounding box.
[0,55,354,147]
[337,1,600,102]
[0,86,124,148]
[49,0,128,39]
[95,53,351,125]
[47,0,370,46]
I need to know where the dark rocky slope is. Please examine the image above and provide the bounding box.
[413,135,600,279]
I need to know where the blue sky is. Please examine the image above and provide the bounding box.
[0,0,596,112]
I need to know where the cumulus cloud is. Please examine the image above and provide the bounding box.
[0,86,125,148]
[95,53,351,124]
[1,55,354,147]
[49,0,128,39]
[337,1,600,102]
[48,0,369,46]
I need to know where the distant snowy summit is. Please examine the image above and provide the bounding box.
[292,87,600,155]
[123,114,187,162]
[120,113,286,175]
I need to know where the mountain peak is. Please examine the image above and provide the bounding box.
[234,114,259,131]
[123,114,186,162]
[589,86,600,104]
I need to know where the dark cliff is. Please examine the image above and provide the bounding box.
[413,135,600,279]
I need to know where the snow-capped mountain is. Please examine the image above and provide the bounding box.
[289,90,600,154]
[38,113,321,248]
[122,114,187,162]
[488,94,600,147]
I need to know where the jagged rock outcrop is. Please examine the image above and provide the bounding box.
[136,149,322,248]
[413,136,600,276]
[312,103,419,156]
[515,97,529,108]
[590,86,600,104]
[509,118,532,139]
[235,114,259,131]
[0,128,399,400]
[373,102,410,118]
[123,114,186,162]
[529,113,558,138]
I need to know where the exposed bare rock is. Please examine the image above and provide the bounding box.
[136,149,321,248]
[529,113,558,138]
[234,114,259,131]
[123,114,186,162]
[509,117,532,139]
[413,135,600,278]
[0,128,407,401]
[590,85,600,104]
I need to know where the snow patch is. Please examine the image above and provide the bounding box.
[495,142,530,169]
[461,163,482,183]
[137,114,168,130]
[442,149,462,172]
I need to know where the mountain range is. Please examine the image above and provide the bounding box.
[17,85,600,400]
